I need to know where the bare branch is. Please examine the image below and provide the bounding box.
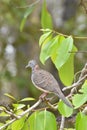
[44,98,58,110]
[60,116,65,130]
[3,108,20,119]
[19,98,42,117]
[82,106,87,115]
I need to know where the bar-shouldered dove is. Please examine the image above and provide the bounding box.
[26,60,73,108]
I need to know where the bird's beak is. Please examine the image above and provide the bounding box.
[25,64,29,68]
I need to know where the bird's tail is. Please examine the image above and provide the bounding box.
[55,92,73,108]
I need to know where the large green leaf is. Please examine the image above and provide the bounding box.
[58,45,77,86]
[58,100,73,117]
[22,119,30,130]
[41,0,53,29]
[52,36,73,70]
[28,110,57,130]
[76,112,87,130]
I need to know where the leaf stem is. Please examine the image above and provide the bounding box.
[53,30,87,40]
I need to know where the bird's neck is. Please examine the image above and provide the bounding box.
[32,65,39,72]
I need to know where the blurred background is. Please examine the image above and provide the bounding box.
[0,0,87,105]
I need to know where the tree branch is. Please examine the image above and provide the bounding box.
[60,116,65,130]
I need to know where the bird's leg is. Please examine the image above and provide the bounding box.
[39,93,48,101]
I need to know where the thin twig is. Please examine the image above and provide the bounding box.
[74,71,81,83]
[63,63,87,98]
[0,118,16,130]
[82,106,87,115]
[60,116,65,130]
[62,74,87,91]
[53,30,87,40]
[79,63,87,80]
[3,109,20,119]
[44,98,58,110]
[19,98,42,117]
[15,0,40,8]
[0,107,20,119]
[69,51,87,53]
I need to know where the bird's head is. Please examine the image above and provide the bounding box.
[26,60,38,69]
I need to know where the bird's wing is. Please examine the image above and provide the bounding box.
[32,69,58,93]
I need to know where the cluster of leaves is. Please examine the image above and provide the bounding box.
[39,29,77,86]
[0,94,34,130]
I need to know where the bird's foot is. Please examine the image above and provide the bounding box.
[39,93,48,101]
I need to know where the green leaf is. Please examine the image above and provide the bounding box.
[22,119,30,130]
[19,97,35,102]
[13,103,25,110]
[20,6,34,32]
[52,36,73,70]
[40,35,64,64]
[40,34,52,64]
[51,35,65,62]
[0,111,10,117]
[58,100,73,117]
[72,81,87,108]
[72,94,87,108]
[39,31,52,46]
[76,112,87,130]
[79,80,87,94]
[59,45,77,86]
[4,93,16,101]
[12,117,25,130]
[28,110,57,130]
[41,0,53,29]
[47,35,61,56]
